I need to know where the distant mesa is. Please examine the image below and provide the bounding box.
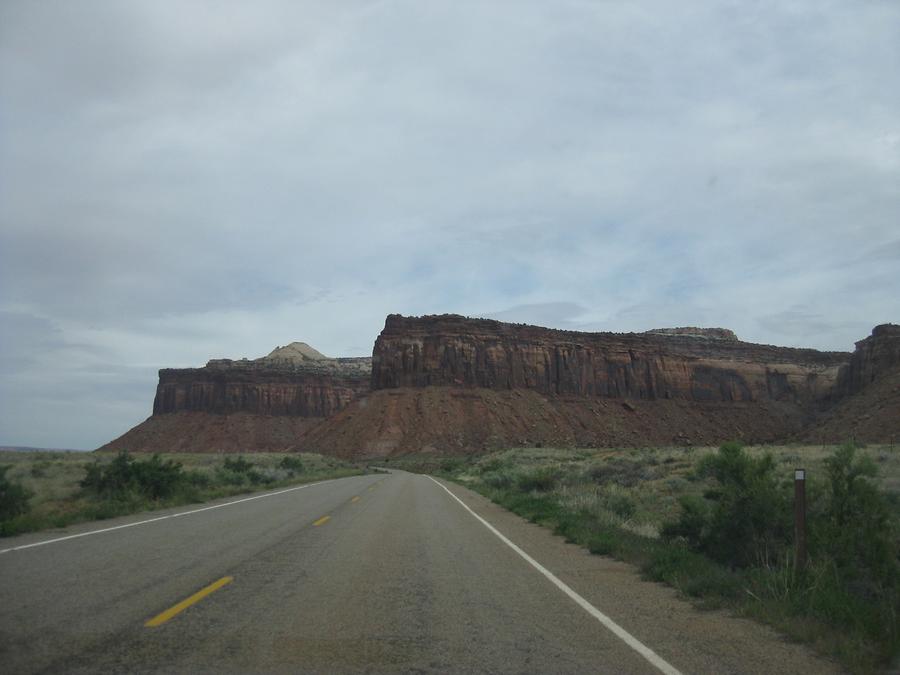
[99,316,900,457]
[263,342,328,363]
[645,327,739,341]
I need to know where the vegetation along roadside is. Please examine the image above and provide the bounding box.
[387,442,900,674]
[0,450,363,538]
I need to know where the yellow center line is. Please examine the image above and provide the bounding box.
[313,515,331,526]
[351,496,361,503]
[145,576,233,627]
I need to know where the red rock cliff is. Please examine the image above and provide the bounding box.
[834,324,900,397]
[371,315,849,404]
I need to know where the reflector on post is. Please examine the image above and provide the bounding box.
[794,468,807,570]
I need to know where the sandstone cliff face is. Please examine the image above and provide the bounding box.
[152,346,371,418]
[834,324,900,397]
[371,315,848,405]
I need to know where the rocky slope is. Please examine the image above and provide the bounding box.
[99,413,320,454]
[302,387,810,459]
[803,324,900,443]
[805,367,900,444]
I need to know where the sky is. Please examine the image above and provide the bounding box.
[1,1,898,449]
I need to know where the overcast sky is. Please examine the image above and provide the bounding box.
[1,1,898,449]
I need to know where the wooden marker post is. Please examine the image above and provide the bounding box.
[794,468,807,571]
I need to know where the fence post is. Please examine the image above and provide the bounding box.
[794,468,807,571]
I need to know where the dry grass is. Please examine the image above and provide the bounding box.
[448,444,900,539]
[0,450,360,537]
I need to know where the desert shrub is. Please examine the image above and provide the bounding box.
[587,458,647,487]
[663,441,790,568]
[184,469,211,488]
[217,455,269,486]
[130,455,189,499]
[279,456,305,475]
[0,465,33,521]
[440,457,466,473]
[478,457,508,474]
[814,443,898,597]
[515,466,559,492]
[81,451,186,500]
[223,456,255,473]
[482,470,515,489]
[664,494,709,550]
[603,489,637,519]
[31,460,51,478]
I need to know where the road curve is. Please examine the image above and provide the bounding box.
[0,471,838,674]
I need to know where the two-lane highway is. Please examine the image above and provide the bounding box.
[1,471,838,673]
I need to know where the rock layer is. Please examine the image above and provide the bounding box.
[371,315,848,405]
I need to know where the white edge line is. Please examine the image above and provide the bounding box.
[0,479,336,555]
[426,475,682,675]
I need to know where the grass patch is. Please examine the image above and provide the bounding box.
[0,450,364,537]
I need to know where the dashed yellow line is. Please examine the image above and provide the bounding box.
[313,515,331,527]
[351,496,361,503]
[145,576,233,627]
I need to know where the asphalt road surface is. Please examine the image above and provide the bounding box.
[0,470,840,674]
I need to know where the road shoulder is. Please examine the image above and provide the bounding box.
[430,476,843,675]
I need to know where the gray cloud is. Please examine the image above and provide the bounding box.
[1,0,898,447]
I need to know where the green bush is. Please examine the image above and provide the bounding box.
[663,442,790,568]
[223,455,255,473]
[184,470,211,488]
[817,444,898,583]
[664,494,709,550]
[218,455,272,486]
[482,470,514,489]
[278,456,305,475]
[440,458,466,473]
[478,457,508,474]
[217,455,270,485]
[1,465,33,521]
[81,451,186,500]
[810,443,899,649]
[586,458,647,487]
[30,461,51,478]
[604,491,637,519]
[515,466,559,492]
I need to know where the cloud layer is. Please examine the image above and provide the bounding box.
[1,1,898,448]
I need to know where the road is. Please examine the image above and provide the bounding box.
[0,470,839,674]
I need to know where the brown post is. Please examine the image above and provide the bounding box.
[794,468,807,571]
